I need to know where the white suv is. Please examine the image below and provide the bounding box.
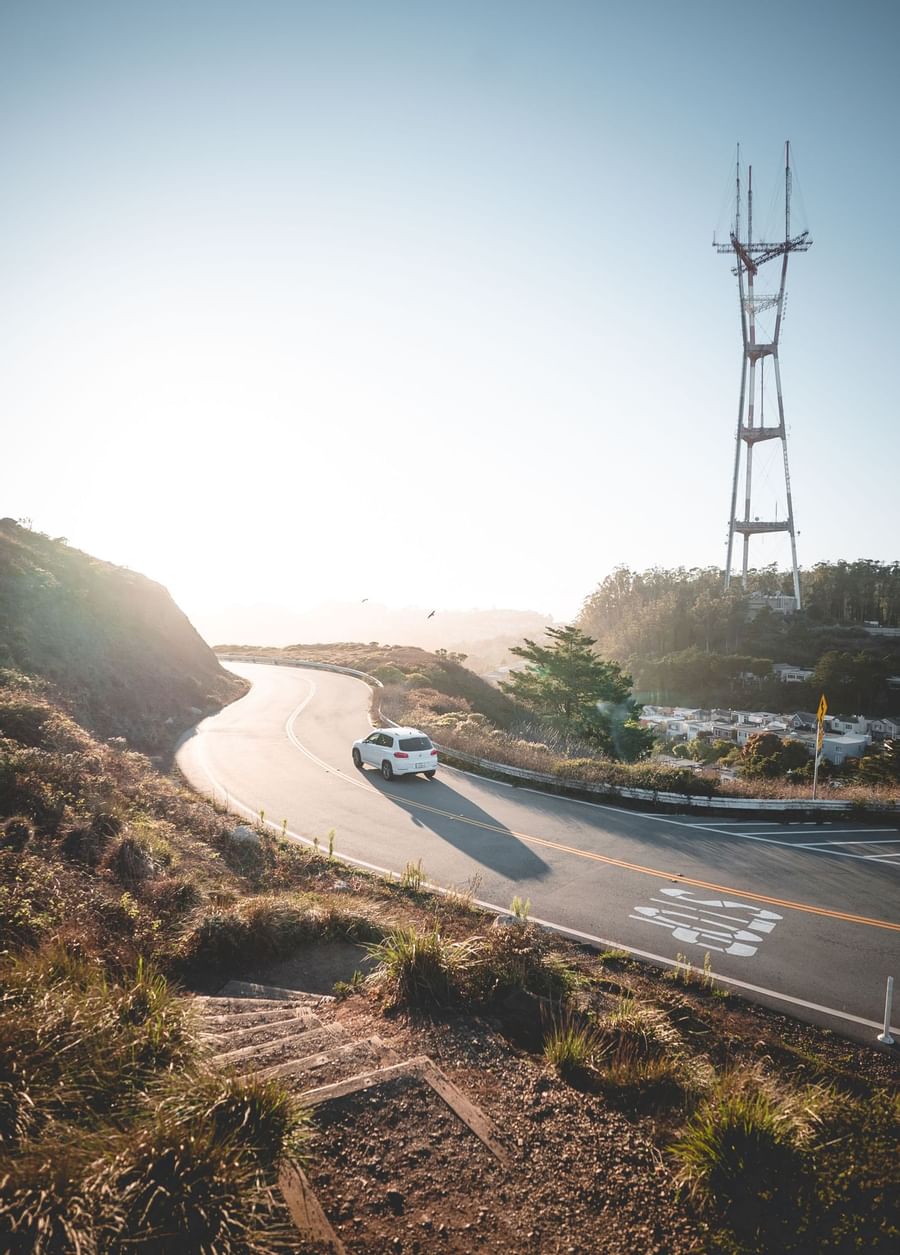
[352,727,439,780]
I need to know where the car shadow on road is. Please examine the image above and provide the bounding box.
[359,770,551,880]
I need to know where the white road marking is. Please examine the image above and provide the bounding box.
[637,811,900,864]
[630,886,783,958]
[788,828,893,838]
[182,673,900,1039]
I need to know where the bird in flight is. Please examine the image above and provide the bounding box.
[426,610,435,619]
[361,598,368,603]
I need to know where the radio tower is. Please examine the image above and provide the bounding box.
[714,141,811,608]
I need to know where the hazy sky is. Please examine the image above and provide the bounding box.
[3,1,898,629]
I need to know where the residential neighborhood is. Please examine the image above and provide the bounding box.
[640,703,900,766]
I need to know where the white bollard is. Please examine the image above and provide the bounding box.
[877,975,895,1046]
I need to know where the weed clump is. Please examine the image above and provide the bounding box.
[366,926,476,1008]
[543,1009,602,1078]
[671,1068,826,1246]
[177,895,380,981]
[0,947,305,1253]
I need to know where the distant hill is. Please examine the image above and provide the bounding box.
[0,519,244,754]
[196,601,556,670]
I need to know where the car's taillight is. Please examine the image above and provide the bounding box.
[430,749,438,756]
[394,751,409,759]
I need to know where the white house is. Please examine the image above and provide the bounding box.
[773,663,815,684]
[830,715,869,737]
[789,732,869,765]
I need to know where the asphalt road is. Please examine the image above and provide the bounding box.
[176,662,900,1045]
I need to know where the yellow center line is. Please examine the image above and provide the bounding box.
[283,698,899,935]
[389,795,900,933]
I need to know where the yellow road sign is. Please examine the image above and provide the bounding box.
[817,693,828,721]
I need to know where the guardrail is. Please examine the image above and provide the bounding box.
[217,653,898,817]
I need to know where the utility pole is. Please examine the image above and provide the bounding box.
[715,142,811,608]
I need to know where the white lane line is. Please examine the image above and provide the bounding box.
[187,738,900,1040]
[289,720,900,868]
[794,837,900,847]
[689,820,825,827]
[639,811,900,864]
[787,829,900,839]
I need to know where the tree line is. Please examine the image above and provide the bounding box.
[576,561,900,714]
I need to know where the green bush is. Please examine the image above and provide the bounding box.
[671,1071,822,1245]
[543,1010,602,1077]
[366,926,478,1008]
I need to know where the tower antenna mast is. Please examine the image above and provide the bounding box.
[715,140,811,608]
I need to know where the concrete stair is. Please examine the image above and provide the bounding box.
[194,980,510,1251]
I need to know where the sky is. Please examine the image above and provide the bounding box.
[2,0,898,639]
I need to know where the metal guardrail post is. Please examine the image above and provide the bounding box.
[877,976,895,1046]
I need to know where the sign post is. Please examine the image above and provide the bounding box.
[812,693,828,800]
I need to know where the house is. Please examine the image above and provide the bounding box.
[869,715,900,740]
[830,714,869,737]
[773,663,815,684]
[747,591,798,616]
[789,711,818,731]
[789,732,869,765]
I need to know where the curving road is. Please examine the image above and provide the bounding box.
[177,662,900,1045]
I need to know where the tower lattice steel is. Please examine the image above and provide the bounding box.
[715,141,811,607]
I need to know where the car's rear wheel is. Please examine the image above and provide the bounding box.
[424,770,436,779]
[352,748,362,769]
[381,760,393,781]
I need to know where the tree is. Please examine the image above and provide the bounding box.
[857,739,900,786]
[740,733,811,779]
[499,625,652,760]
[812,651,890,712]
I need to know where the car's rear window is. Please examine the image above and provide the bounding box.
[399,736,432,751]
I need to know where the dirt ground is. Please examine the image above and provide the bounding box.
[249,936,898,1254]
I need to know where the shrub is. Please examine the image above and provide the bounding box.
[671,1070,823,1243]
[0,949,194,1138]
[0,853,68,949]
[543,1010,602,1077]
[155,1071,310,1169]
[88,1118,285,1254]
[0,815,33,852]
[107,835,157,888]
[465,921,579,1003]
[366,926,478,1009]
[0,1149,97,1255]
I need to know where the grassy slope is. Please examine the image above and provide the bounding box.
[0,519,244,755]
[0,541,896,1251]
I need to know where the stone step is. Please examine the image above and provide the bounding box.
[193,995,325,1016]
[195,1004,320,1032]
[218,979,333,1002]
[258,1036,396,1090]
[213,1024,344,1070]
[200,1011,323,1050]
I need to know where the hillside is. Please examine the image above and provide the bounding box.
[1,537,897,1252]
[215,640,523,730]
[0,519,244,754]
[579,563,900,711]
